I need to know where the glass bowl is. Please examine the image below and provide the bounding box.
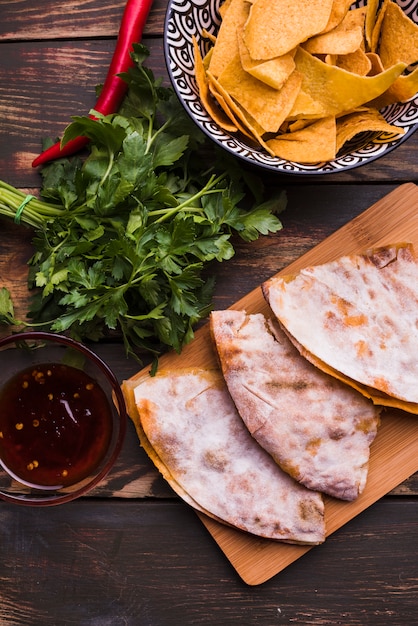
[0,331,127,506]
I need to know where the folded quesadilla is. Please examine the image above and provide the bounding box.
[128,368,326,544]
[210,309,380,501]
[262,243,418,413]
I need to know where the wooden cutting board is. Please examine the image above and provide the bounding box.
[123,183,418,586]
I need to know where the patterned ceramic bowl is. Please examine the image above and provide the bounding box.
[164,0,418,175]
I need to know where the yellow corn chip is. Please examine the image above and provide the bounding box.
[266,116,337,162]
[289,46,406,119]
[208,81,254,139]
[238,34,296,90]
[243,0,334,60]
[218,53,302,133]
[324,54,338,66]
[202,28,216,45]
[192,0,418,163]
[207,72,267,138]
[208,0,250,78]
[207,72,277,155]
[287,119,316,132]
[303,8,366,56]
[321,0,356,34]
[336,48,372,76]
[378,1,418,68]
[219,0,233,17]
[369,67,418,108]
[193,37,238,132]
[365,0,379,50]
[336,107,405,153]
[230,105,278,156]
[366,52,385,76]
[370,0,390,53]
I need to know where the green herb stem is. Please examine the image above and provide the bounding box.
[150,174,226,223]
[0,44,285,362]
[0,181,65,228]
[99,150,115,189]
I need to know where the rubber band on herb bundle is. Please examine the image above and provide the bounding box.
[14,194,36,224]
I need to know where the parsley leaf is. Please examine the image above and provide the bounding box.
[0,43,285,362]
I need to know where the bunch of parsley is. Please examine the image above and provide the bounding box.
[0,44,285,361]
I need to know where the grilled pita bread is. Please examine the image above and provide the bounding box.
[123,376,211,515]
[210,309,380,501]
[129,368,325,544]
[262,243,418,413]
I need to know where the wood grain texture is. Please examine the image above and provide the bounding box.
[1,184,417,502]
[0,39,166,188]
[0,0,418,186]
[0,0,167,41]
[0,0,417,618]
[0,499,417,625]
[124,184,418,584]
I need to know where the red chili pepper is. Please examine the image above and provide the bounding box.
[32,0,154,168]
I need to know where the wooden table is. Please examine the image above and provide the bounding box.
[0,1,417,623]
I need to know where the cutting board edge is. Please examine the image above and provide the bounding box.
[122,183,418,586]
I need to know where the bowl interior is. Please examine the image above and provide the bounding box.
[0,332,126,506]
[164,0,418,174]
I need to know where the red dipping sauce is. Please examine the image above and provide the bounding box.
[0,362,113,488]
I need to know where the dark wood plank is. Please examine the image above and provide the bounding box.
[0,185,400,335]
[0,38,167,188]
[1,184,418,497]
[210,183,400,304]
[0,183,401,350]
[0,16,417,186]
[0,0,167,41]
[0,498,417,624]
[0,0,416,618]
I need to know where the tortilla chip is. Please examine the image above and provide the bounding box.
[324,53,338,66]
[226,103,279,156]
[243,0,334,60]
[287,118,316,132]
[193,37,238,132]
[378,0,418,68]
[207,71,274,149]
[336,107,405,153]
[369,67,418,108]
[218,54,302,133]
[193,0,418,163]
[366,51,385,76]
[303,7,366,56]
[201,28,216,45]
[321,0,355,34]
[266,116,337,162]
[208,81,254,139]
[289,46,406,119]
[370,0,390,53]
[336,48,372,76]
[208,0,250,78]
[219,0,233,17]
[365,0,379,50]
[238,34,296,89]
